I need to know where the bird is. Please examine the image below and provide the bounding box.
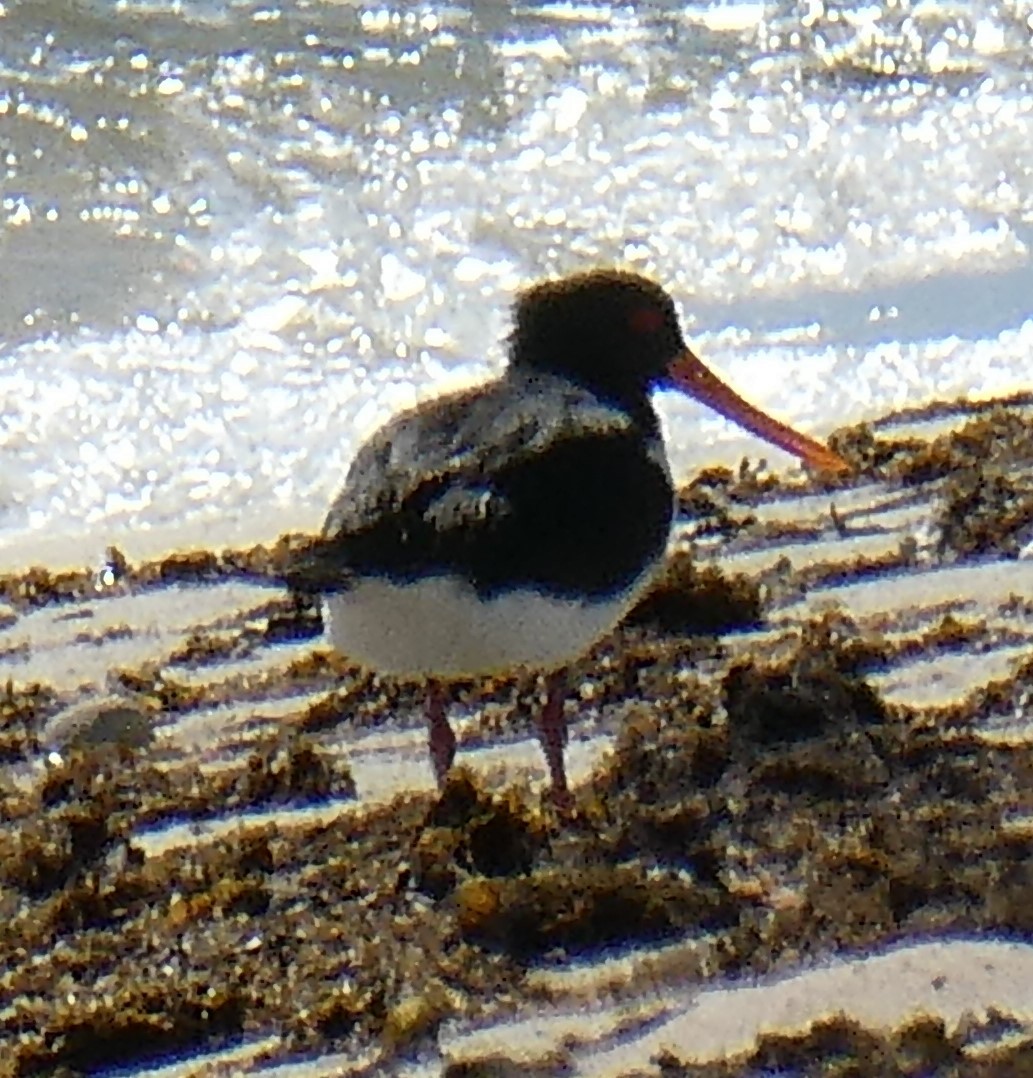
[287,270,848,809]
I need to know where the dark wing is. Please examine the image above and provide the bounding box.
[286,373,673,599]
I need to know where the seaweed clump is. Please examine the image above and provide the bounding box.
[676,466,760,537]
[411,770,548,900]
[12,986,247,1076]
[231,733,356,808]
[828,406,1033,562]
[628,551,764,636]
[587,612,1033,974]
[828,405,1033,488]
[935,468,1033,561]
[650,1011,1032,1077]
[0,679,54,763]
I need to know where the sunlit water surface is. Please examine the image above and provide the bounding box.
[2,0,1032,564]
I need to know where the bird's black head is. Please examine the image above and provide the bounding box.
[508,270,688,403]
[507,268,852,475]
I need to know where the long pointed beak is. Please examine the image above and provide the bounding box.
[666,347,850,475]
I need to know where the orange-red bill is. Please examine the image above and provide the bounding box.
[667,348,850,475]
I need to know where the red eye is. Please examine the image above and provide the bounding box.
[628,305,665,334]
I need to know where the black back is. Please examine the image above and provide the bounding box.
[289,369,674,600]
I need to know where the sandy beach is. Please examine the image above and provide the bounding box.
[2,397,1033,1075]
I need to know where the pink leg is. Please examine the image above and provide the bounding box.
[426,682,456,787]
[535,670,573,811]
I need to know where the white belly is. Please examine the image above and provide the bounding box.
[324,568,659,680]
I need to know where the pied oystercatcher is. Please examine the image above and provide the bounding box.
[288,270,848,807]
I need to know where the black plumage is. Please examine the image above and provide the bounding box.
[289,370,672,599]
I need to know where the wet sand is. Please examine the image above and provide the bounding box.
[2,397,1033,1076]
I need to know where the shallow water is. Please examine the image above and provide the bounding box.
[2,0,1033,565]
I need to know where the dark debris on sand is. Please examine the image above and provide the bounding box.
[830,405,1033,562]
[3,397,1033,1076]
[650,1011,1033,1078]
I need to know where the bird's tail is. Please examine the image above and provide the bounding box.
[278,536,352,597]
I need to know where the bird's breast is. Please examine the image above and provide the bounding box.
[323,563,662,681]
